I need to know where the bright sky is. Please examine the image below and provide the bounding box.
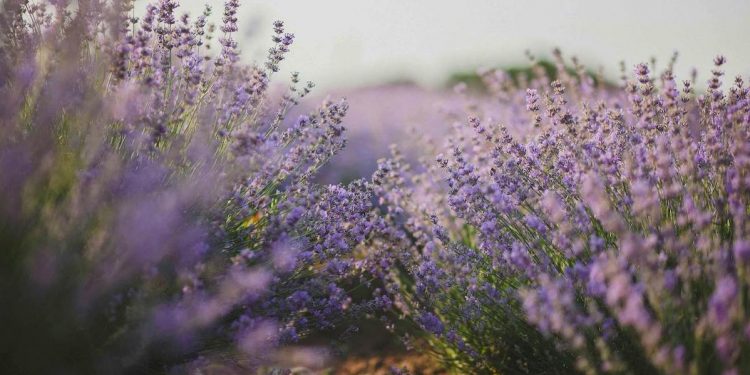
[160,0,750,90]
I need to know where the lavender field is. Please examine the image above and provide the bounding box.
[2,1,750,374]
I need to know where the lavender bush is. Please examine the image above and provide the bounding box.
[0,0,369,372]
[358,51,750,374]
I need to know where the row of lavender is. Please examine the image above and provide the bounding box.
[361,51,750,373]
[0,0,372,372]
[3,1,750,374]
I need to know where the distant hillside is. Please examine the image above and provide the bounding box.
[445,58,608,92]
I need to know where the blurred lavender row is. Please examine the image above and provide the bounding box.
[0,1,364,373]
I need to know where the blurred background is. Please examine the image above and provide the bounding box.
[142,0,750,182]
[168,0,750,90]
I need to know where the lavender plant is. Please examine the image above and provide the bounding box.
[362,51,750,374]
[0,0,363,372]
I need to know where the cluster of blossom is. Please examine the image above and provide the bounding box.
[360,50,750,374]
[0,1,375,373]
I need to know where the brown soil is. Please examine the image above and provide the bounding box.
[331,351,446,375]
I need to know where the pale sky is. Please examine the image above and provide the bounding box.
[151,0,750,90]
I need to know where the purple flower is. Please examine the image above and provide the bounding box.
[734,240,750,263]
[709,277,738,329]
[418,312,445,335]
